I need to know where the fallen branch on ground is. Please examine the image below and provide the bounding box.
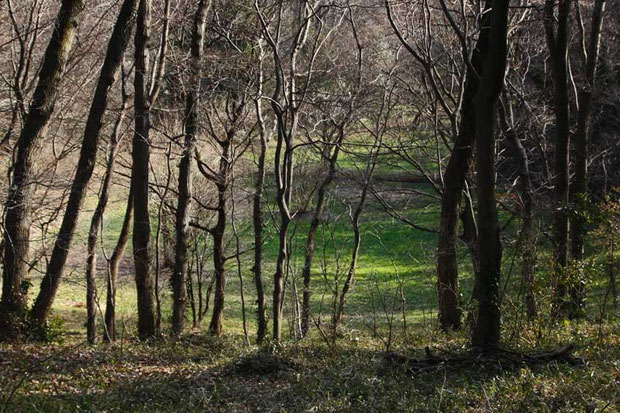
[384,344,583,373]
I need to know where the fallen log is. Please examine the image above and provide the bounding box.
[384,344,582,373]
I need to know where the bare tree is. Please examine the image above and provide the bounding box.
[1,0,85,339]
[172,0,211,336]
[30,0,139,335]
[569,0,607,313]
[544,0,572,318]
[472,0,509,353]
[85,68,130,344]
[132,0,157,339]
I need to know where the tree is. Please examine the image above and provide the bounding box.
[252,38,270,343]
[30,0,139,334]
[0,0,85,339]
[172,0,211,336]
[544,0,572,318]
[85,70,131,344]
[471,0,509,352]
[132,0,157,340]
[569,0,607,313]
[386,0,492,330]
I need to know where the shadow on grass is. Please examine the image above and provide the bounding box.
[1,338,598,412]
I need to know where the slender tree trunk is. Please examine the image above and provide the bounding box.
[132,0,156,340]
[104,186,133,341]
[569,0,606,314]
[272,126,294,341]
[301,144,340,337]
[472,0,509,353]
[1,0,84,339]
[209,147,230,336]
[252,40,269,343]
[499,98,537,320]
[85,83,130,344]
[252,121,268,343]
[172,0,209,335]
[31,0,137,335]
[544,0,572,319]
[435,5,491,331]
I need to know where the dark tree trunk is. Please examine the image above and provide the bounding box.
[30,0,137,334]
[435,4,491,331]
[544,0,572,319]
[1,0,84,339]
[569,0,606,314]
[132,0,156,340]
[209,146,231,336]
[471,0,509,353]
[172,0,210,336]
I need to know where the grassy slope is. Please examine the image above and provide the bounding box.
[2,146,619,411]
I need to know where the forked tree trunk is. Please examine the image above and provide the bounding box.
[132,0,156,339]
[472,0,509,353]
[1,0,84,339]
[435,3,491,331]
[31,0,138,336]
[172,0,210,336]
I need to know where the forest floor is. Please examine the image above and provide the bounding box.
[2,157,619,411]
[1,320,619,412]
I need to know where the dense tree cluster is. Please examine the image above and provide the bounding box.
[0,0,618,354]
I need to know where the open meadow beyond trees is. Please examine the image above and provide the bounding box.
[0,0,619,411]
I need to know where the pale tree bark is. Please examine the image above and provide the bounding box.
[471,0,509,353]
[301,7,363,337]
[255,0,315,341]
[30,0,138,334]
[252,44,269,342]
[172,0,210,336]
[0,0,84,339]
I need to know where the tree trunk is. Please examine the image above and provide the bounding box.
[172,0,210,336]
[209,160,230,336]
[1,0,84,339]
[544,0,572,319]
[30,0,137,334]
[435,4,491,331]
[301,144,340,337]
[472,0,509,353]
[132,0,156,340]
[569,0,606,314]
[85,82,129,344]
[105,186,134,342]
[252,96,268,343]
[499,98,537,320]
